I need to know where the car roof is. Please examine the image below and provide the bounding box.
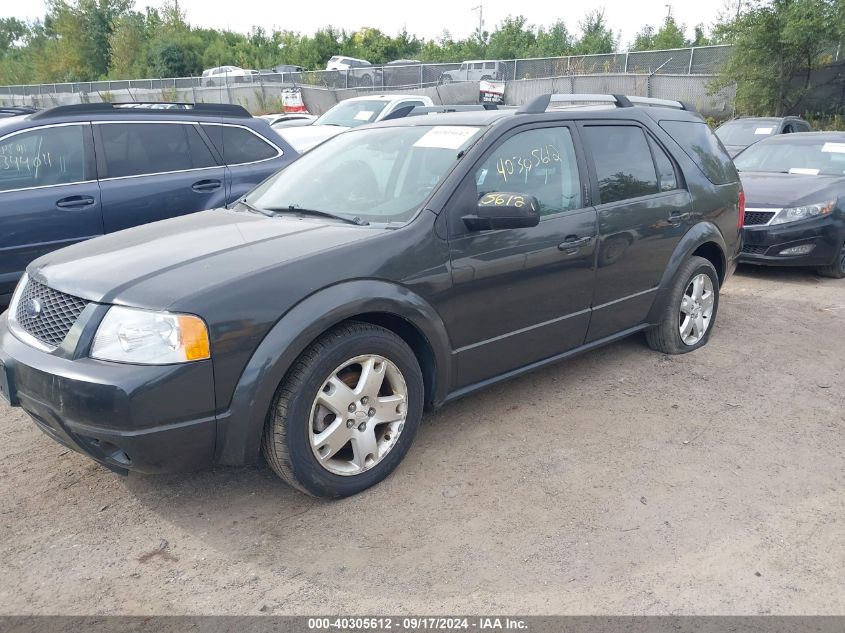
[342,94,430,103]
[754,131,845,143]
[0,103,255,135]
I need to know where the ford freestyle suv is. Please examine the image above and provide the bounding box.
[0,94,743,498]
[0,102,295,306]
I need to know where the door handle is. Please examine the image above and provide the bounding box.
[668,211,690,224]
[56,195,95,209]
[558,235,593,251]
[192,179,222,193]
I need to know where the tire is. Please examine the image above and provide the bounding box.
[440,74,453,85]
[646,256,720,355]
[481,75,492,81]
[817,240,845,279]
[361,74,373,88]
[261,322,424,498]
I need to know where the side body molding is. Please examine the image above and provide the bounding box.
[645,221,727,325]
[214,279,453,466]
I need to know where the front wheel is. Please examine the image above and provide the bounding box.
[646,256,720,354]
[817,240,845,279]
[261,322,423,498]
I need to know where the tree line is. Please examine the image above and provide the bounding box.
[0,0,843,116]
[0,1,711,84]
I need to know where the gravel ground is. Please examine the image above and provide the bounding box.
[1,266,843,616]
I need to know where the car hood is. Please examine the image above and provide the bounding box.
[277,124,348,152]
[739,171,845,208]
[29,208,385,309]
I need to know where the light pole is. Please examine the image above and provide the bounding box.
[472,4,483,39]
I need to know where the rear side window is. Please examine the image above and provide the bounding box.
[660,120,737,185]
[0,124,89,191]
[203,125,279,165]
[582,125,658,204]
[648,137,678,191]
[99,123,217,178]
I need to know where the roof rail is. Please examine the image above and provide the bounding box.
[30,102,252,120]
[0,106,38,117]
[381,103,511,121]
[516,93,694,114]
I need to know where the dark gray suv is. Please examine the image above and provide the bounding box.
[0,94,743,498]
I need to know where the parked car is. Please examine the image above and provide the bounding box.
[0,102,296,306]
[0,93,742,498]
[715,116,811,157]
[260,113,316,127]
[201,66,259,87]
[439,60,506,84]
[325,56,377,88]
[276,94,434,153]
[734,132,845,278]
[383,60,423,88]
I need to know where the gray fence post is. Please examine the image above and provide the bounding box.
[513,59,517,80]
[624,52,629,73]
[688,47,695,74]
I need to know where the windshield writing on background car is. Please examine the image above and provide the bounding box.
[715,119,779,146]
[733,138,845,176]
[315,100,390,128]
[245,125,481,224]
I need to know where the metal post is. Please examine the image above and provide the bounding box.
[688,47,695,74]
[419,64,423,88]
[345,69,349,89]
[624,52,629,73]
[513,59,517,80]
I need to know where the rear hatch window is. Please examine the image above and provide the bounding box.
[660,120,737,185]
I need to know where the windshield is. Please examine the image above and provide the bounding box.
[715,119,779,147]
[733,137,845,176]
[315,100,390,128]
[245,125,481,224]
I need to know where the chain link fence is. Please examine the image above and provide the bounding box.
[0,45,731,100]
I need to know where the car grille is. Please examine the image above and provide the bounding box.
[13,278,90,348]
[744,211,776,226]
[742,244,770,255]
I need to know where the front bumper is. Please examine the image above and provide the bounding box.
[739,215,845,267]
[0,313,217,474]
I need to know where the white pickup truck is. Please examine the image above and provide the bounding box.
[277,94,434,153]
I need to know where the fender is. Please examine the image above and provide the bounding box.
[646,221,727,325]
[214,279,453,466]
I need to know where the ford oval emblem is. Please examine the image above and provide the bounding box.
[24,298,43,319]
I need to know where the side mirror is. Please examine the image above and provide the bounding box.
[462,192,541,231]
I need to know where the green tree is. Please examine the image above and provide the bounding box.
[632,16,689,51]
[574,10,617,54]
[487,16,536,59]
[717,0,843,114]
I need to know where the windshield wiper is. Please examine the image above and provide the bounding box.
[236,199,273,217]
[264,205,369,226]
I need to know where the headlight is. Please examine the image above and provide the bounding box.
[91,306,210,364]
[770,201,835,225]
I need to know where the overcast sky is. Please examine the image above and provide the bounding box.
[6,0,725,50]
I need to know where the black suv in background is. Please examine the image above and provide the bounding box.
[0,102,295,305]
[0,94,743,498]
[715,116,812,157]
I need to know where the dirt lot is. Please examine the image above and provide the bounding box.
[0,267,843,616]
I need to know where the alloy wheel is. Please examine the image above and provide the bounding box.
[679,273,715,346]
[308,355,408,476]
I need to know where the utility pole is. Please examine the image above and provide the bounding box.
[471,5,483,38]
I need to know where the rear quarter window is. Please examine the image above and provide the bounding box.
[660,120,737,185]
[203,125,279,165]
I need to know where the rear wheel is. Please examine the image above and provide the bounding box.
[646,256,720,354]
[261,322,423,498]
[817,240,845,279]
